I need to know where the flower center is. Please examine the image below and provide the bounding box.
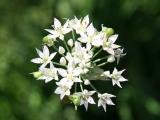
[67,74,74,80]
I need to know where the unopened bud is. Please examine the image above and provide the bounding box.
[107,55,115,63]
[84,79,90,85]
[42,35,54,46]
[33,71,43,78]
[69,95,80,106]
[67,39,73,47]
[102,27,114,36]
[58,46,65,54]
[60,57,66,65]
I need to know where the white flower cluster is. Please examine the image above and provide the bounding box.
[31,15,127,111]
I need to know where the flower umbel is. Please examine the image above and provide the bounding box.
[31,15,127,111]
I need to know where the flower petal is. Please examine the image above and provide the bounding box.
[31,58,43,64]
[54,18,61,29]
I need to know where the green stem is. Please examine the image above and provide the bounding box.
[92,48,103,60]
[72,30,76,41]
[63,40,70,52]
[74,83,77,92]
[52,62,66,67]
[97,61,108,67]
[93,56,108,63]
[80,83,83,91]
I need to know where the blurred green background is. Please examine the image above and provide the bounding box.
[0,0,160,120]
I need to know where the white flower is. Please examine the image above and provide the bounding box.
[78,23,96,43]
[31,45,56,66]
[75,89,96,110]
[37,63,58,83]
[110,68,127,88]
[73,15,90,35]
[72,42,92,74]
[55,78,73,99]
[107,48,126,64]
[98,93,115,112]
[45,18,71,40]
[58,61,82,83]
[102,34,120,55]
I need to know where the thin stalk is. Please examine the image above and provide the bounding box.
[92,48,103,60]
[72,30,76,41]
[52,62,66,67]
[80,83,83,91]
[97,61,108,67]
[63,40,70,52]
[74,83,77,92]
[93,56,108,63]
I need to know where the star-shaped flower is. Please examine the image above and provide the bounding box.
[110,68,127,88]
[102,34,120,55]
[38,63,58,83]
[55,78,73,100]
[45,18,71,40]
[31,45,56,66]
[58,61,82,83]
[98,93,115,112]
[75,89,96,110]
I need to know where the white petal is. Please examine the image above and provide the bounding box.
[73,77,82,82]
[36,48,44,58]
[87,23,95,36]
[88,97,95,104]
[98,99,102,107]
[86,43,91,51]
[45,29,58,38]
[88,91,96,96]
[113,80,122,88]
[73,68,81,76]
[106,98,115,105]
[60,93,65,100]
[54,18,61,29]
[45,77,53,83]
[55,87,62,94]
[108,34,118,43]
[31,58,43,64]
[84,101,89,111]
[92,38,103,47]
[58,68,67,77]
[82,15,89,27]
[102,103,107,112]
[49,52,57,60]
[43,45,49,56]
[111,44,120,49]
[106,48,115,55]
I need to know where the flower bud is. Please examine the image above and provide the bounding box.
[42,35,54,46]
[84,79,90,85]
[67,39,73,47]
[60,57,66,65]
[102,27,114,36]
[33,71,43,79]
[69,95,81,106]
[58,46,65,54]
[107,55,115,63]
